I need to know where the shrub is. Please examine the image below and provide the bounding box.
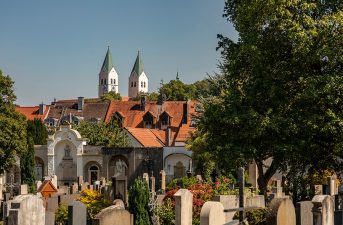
[155,198,175,225]
[55,204,68,225]
[78,189,111,220]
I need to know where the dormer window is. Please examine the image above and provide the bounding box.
[143,111,156,129]
[111,112,124,128]
[44,117,57,127]
[60,115,83,125]
[160,111,171,130]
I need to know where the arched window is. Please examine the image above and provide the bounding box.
[101,79,103,85]
[134,82,136,87]
[89,165,99,184]
[111,78,113,84]
[141,81,143,87]
[114,79,116,84]
[131,81,133,87]
[104,79,107,85]
[144,82,146,88]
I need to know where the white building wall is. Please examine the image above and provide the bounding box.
[138,72,148,93]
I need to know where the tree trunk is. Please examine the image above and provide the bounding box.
[256,159,278,198]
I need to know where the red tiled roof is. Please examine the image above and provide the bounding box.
[16,106,50,121]
[126,128,164,147]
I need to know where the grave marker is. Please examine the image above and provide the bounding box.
[174,189,193,225]
[312,195,334,225]
[68,201,87,225]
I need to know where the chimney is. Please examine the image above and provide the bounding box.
[78,97,84,111]
[39,103,46,115]
[166,126,172,146]
[182,101,189,124]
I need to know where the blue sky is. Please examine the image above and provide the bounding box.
[0,1,238,106]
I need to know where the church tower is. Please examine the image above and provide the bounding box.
[128,51,148,98]
[98,46,119,97]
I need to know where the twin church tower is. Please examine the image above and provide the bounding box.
[98,47,148,98]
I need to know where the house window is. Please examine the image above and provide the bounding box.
[160,112,170,129]
[111,78,113,84]
[134,82,136,87]
[143,112,154,128]
[101,79,103,85]
[114,79,116,84]
[144,82,146,88]
[131,81,133,87]
[141,81,143,87]
[111,112,123,128]
[104,79,107,84]
[89,165,99,184]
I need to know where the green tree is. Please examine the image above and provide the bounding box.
[74,120,129,147]
[101,91,122,101]
[159,79,195,101]
[27,118,48,145]
[0,70,27,173]
[193,1,343,197]
[20,134,36,191]
[128,177,151,225]
[131,92,159,101]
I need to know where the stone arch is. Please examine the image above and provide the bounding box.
[84,161,102,184]
[164,153,191,182]
[35,157,45,181]
[108,155,129,178]
[54,140,77,186]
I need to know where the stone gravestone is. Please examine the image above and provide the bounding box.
[200,201,225,225]
[174,189,193,225]
[334,194,343,225]
[112,175,127,203]
[7,194,45,225]
[68,201,87,225]
[296,201,313,225]
[150,176,155,194]
[160,170,166,192]
[143,173,149,189]
[267,198,296,225]
[213,195,238,223]
[20,184,28,195]
[314,185,323,195]
[95,205,133,225]
[36,180,42,190]
[312,195,334,225]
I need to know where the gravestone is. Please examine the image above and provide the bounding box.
[314,185,323,195]
[19,184,28,195]
[296,201,313,225]
[334,194,343,225]
[160,170,166,192]
[71,182,78,194]
[68,201,87,225]
[174,189,193,225]
[327,176,337,196]
[51,175,57,189]
[7,194,45,225]
[95,205,133,225]
[81,182,89,191]
[200,201,225,225]
[312,195,334,225]
[272,180,284,198]
[100,177,106,186]
[112,174,127,203]
[267,198,296,225]
[143,173,149,189]
[213,195,238,223]
[246,195,265,208]
[36,181,42,190]
[150,176,155,194]
[45,211,55,225]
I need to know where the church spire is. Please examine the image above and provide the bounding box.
[131,51,144,76]
[101,46,114,73]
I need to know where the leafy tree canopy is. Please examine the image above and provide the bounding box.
[101,91,122,101]
[192,0,343,197]
[74,120,129,147]
[0,70,27,173]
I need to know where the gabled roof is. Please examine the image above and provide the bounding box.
[100,46,114,73]
[46,99,110,122]
[37,179,57,193]
[130,51,144,76]
[126,127,164,147]
[16,106,50,121]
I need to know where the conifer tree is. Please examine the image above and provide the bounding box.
[20,134,36,192]
[128,177,151,225]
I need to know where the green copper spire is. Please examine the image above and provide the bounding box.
[100,46,114,73]
[131,51,144,76]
